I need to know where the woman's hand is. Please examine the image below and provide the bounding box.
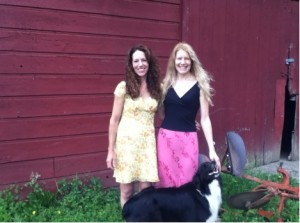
[106,150,116,170]
[209,149,221,171]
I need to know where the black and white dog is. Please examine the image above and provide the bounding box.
[122,161,222,222]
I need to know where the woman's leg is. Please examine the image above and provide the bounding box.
[120,183,135,208]
[137,181,151,192]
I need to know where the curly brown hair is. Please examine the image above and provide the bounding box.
[125,44,161,101]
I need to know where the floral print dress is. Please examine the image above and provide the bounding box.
[113,81,159,184]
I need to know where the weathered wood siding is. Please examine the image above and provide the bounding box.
[183,0,299,166]
[0,0,181,189]
[0,0,298,190]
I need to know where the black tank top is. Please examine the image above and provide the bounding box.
[161,83,200,132]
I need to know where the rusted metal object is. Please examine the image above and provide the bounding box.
[221,131,299,222]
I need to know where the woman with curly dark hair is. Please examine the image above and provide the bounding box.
[106,44,161,208]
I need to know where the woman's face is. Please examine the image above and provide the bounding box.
[132,50,149,78]
[175,49,191,75]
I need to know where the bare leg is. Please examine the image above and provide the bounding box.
[137,181,151,192]
[120,183,135,208]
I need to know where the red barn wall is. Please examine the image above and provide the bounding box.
[0,0,181,189]
[183,0,299,166]
[0,0,298,190]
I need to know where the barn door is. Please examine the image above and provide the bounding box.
[275,44,298,161]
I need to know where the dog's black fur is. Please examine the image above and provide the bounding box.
[122,161,222,222]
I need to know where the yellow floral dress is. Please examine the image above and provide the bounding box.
[113,81,159,183]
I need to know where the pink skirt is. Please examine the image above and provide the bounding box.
[155,128,199,188]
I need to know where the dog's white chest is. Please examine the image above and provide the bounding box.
[205,180,222,222]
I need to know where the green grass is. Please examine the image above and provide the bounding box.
[0,170,298,222]
[0,173,122,222]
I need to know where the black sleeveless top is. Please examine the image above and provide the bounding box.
[161,83,200,132]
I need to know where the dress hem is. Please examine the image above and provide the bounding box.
[114,178,159,184]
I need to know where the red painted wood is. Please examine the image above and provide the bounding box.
[0,0,181,189]
[0,6,179,40]
[0,169,117,191]
[0,114,110,141]
[0,0,180,22]
[224,0,258,154]
[0,159,54,184]
[274,79,286,149]
[54,152,107,177]
[287,1,299,95]
[0,74,121,96]
[195,0,227,152]
[1,0,298,190]
[0,54,125,74]
[238,0,262,153]
[0,54,168,76]
[0,133,108,164]
[0,95,113,118]
[0,29,177,58]
[254,0,282,163]
[151,0,180,3]
[183,0,299,165]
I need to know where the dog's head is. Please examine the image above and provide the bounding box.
[193,160,220,189]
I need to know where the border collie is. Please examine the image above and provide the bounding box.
[122,161,222,222]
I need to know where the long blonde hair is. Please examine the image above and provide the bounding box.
[161,42,214,105]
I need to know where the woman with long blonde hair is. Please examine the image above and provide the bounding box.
[156,42,220,188]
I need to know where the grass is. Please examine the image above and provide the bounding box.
[0,170,298,222]
[0,173,122,222]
